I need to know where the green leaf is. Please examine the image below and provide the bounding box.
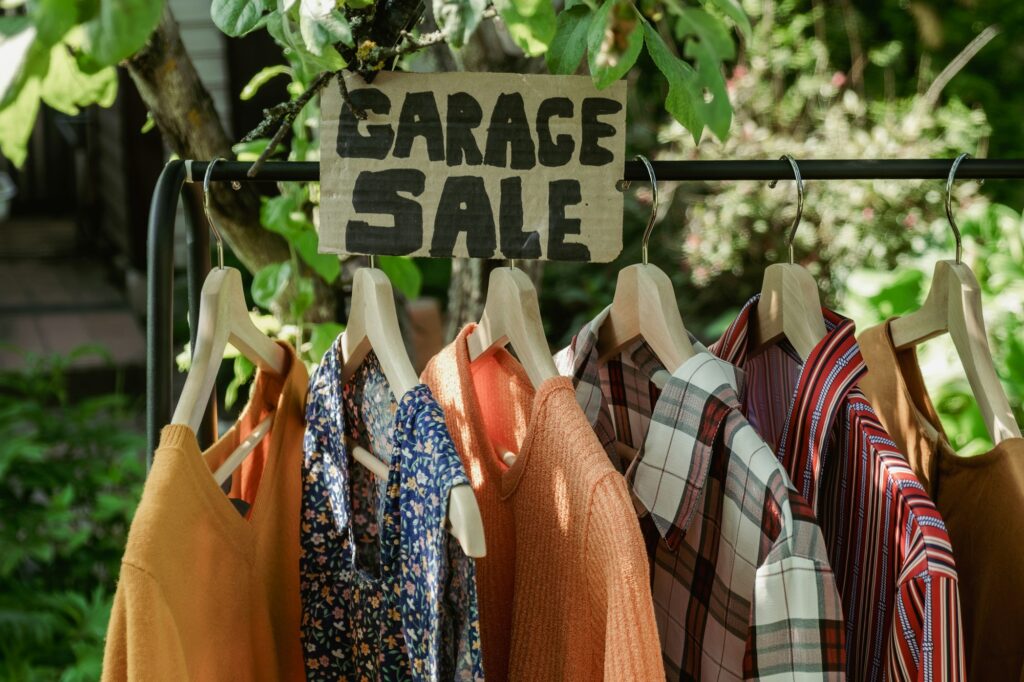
[225,355,255,409]
[40,43,117,116]
[433,0,487,48]
[232,137,271,161]
[675,7,734,61]
[0,68,42,167]
[868,40,902,68]
[683,39,730,140]
[309,322,343,361]
[290,275,315,320]
[643,20,703,143]
[546,6,592,74]
[261,193,301,234]
[292,230,341,283]
[79,0,165,69]
[212,0,266,36]
[865,268,925,318]
[261,193,340,283]
[587,0,643,89]
[700,0,750,41]
[28,0,78,45]
[494,0,555,56]
[378,256,422,300]
[251,261,293,308]
[299,0,353,54]
[240,64,291,100]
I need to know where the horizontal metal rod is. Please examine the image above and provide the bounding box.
[185,158,1024,183]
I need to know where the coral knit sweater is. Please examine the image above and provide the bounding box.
[422,325,663,682]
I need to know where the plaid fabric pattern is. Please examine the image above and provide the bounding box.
[710,296,966,682]
[556,307,846,681]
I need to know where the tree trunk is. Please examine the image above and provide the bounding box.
[125,6,290,275]
[125,6,340,322]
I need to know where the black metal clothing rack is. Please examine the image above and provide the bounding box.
[146,157,1024,458]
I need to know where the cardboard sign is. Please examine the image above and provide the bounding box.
[319,72,626,262]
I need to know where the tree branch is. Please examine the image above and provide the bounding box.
[923,25,1000,108]
[244,70,337,178]
[355,6,495,69]
[242,7,504,177]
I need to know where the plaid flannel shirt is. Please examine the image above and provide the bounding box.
[556,307,846,681]
[710,296,965,681]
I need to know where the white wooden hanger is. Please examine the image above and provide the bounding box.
[171,159,287,485]
[341,263,487,558]
[341,265,421,394]
[597,155,694,374]
[753,155,827,360]
[890,153,1021,444]
[466,265,559,389]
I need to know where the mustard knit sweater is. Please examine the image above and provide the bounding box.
[102,345,307,681]
[422,325,663,682]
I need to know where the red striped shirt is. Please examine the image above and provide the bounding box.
[711,297,965,681]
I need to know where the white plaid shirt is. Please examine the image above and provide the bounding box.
[556,308,846,680]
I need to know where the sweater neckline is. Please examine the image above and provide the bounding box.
[158,341,305,557]
[453,324,569,498]
[864,319,1024,469]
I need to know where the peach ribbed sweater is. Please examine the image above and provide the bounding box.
[422,325,663,682]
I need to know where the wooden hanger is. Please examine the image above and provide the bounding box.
[172,160,287,485]
[753,155,827,360]
[341,265,420,396]
[890,154,1021,444]
[342,263,487,558]
[466,266,559,389]
[597,155,694,373]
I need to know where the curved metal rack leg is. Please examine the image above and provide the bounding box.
[147,161,185,461]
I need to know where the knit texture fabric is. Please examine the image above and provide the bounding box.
[102,343,308,681]
[421,325,663,681]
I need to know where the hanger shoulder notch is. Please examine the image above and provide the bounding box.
[754,262,826,360]
[466,267,557,388]
[598,263,694,372]
[342,267,419,398]
[172,266,286,430]
[892,260,1021,442]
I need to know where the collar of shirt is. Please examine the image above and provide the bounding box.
[709,294,868,514]
[555,305,747,547]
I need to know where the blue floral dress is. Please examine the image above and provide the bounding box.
[300,344,484,682]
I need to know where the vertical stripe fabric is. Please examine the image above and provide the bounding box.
[711,296,965,681]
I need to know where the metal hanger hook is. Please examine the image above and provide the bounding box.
[202,158,228,270]
[946,152,970,264]
[635,154,659,265]
[769,154,804,264]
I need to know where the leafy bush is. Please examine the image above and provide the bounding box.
[0,348,145,680]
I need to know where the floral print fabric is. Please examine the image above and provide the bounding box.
[301,344,484,681]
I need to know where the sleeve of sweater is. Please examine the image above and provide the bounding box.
[585,473,665,682]
[102,562,189,681]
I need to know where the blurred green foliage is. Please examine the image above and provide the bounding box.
[0,348,145,680]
